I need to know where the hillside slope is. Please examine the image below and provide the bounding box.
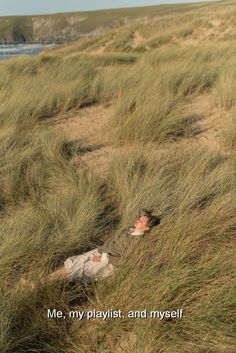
[0,1,223,43]
[0,1,235,353]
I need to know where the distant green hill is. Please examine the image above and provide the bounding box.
[0,1,221,43]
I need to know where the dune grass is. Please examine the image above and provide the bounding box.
[213,58,236,109]
[0,124,114,353]
[1,131,235,353]
[222,107,236,150]
[0,2,236,353]
[69,145,235,353]
[147,34,173,48]
[108,46,220,145]
[0,52,140,127]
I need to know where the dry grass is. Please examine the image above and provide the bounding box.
[222,107,236,149]
[213,58,236,109]
[0,1,236,353]
[68,145,236,353]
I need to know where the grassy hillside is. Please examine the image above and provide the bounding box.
[0,0,224,43]
[0,1,235,353]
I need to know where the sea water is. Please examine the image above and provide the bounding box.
[0,44,56,60]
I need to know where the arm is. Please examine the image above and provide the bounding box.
[97,228,134,267]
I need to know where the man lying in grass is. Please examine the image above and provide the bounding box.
[20,209,160,290]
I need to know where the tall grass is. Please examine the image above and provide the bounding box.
[0,3,236,353]
[0,124,113,353]
[90,66,129,104]
[222,107,236,150]
[147,33,172,48]
[105,29,134,52]
[0,53,137,127]
[0,56,96,126]
[213,59,236,109]
[174,25,194,38]
[68,145,236,353]
[109,52,219,145]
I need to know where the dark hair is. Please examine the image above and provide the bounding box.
[147,215,161,228]
[139,208,161,228]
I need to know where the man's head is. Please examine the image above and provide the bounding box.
[133,208,161,232]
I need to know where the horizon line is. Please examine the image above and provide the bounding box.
[0,0,222,18]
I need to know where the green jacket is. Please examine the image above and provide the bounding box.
[97,226,146,267]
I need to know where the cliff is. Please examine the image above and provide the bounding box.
[0,2,215,44]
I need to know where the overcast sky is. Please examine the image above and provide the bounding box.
[0,1,219,16]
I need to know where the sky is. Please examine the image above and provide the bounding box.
[0,0,218,16]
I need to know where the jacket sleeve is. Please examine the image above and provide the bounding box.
[97,228,130,258]
[97,232,120,256]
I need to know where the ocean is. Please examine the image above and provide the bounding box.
[0,44,56,60]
